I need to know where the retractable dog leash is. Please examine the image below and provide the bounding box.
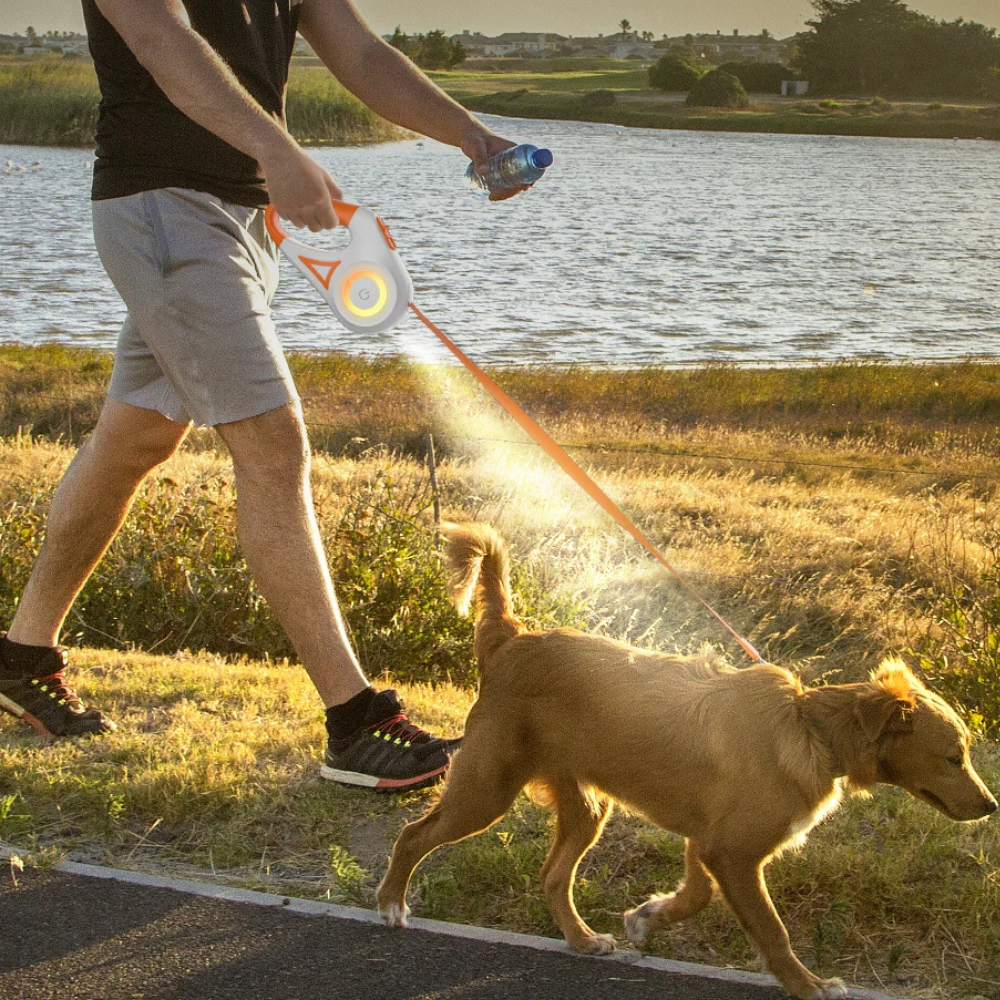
[264,200,765,665]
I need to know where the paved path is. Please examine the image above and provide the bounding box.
[0,862,905,1000]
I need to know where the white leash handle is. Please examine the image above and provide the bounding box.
[265,201,414,335]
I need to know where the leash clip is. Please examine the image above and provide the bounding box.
[265,201,414,335]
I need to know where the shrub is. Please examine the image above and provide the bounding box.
[580,89,617,108]
[685,69,751,109]
[648,54,703,92]
[717,60,792,94]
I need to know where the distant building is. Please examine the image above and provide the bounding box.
[676,30,794,64]
[447,28,792,64]
[451,29,658,60]
[1,31,89,55]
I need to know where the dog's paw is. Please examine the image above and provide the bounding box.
[816,979,847,999]
[623,906,651,946]
[623,894,670,946]
[570,933,616,956]
[379,902,410,928]
[790,977,847,1000]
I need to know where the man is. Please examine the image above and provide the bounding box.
[0,0,526,792]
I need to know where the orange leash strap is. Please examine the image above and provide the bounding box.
[409,302,765,665]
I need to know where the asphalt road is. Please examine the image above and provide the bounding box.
[0,865,802,1000]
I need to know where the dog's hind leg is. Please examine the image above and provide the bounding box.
[700,852,846,1000]
[538,778,615,955]
[377,738,528,928]
[624,838,716,946]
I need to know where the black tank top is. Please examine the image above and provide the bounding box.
[82,0,300,207]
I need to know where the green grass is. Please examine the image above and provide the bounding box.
[453,85,1000,140]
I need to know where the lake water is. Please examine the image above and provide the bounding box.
[1,117,998,367]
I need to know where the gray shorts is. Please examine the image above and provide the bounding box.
[93,187,299,427]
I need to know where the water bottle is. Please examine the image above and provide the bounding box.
[466,144,554,194]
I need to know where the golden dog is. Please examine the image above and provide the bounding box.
[378,523,996,1000]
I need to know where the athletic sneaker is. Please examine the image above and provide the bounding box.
[0,636,116,738]
[321,688,460,792]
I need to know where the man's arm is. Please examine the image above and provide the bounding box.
[297,0,527,199]
[95,0,341,229]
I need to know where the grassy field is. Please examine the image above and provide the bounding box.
[3,55,997,146]
[1,345,999,996]
[432,61,1000,140]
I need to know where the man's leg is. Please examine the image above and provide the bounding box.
[215,403,455,792]
[0,399,189,737]
[8,399,189,647]
[214,403,366,708]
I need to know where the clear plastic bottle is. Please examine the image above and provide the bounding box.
[466,144,554,194]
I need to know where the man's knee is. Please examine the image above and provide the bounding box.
[87,401,189,477]
[217,405,311,483]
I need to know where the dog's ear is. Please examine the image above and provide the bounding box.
[855,659,919,741]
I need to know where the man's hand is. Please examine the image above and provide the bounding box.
[259,136,344,231]
[460,129,531,202]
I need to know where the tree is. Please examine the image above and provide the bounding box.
[619,19,632,35]
[388,27,467,70]
[799,0,930,93]
[798,0,1000,97]
[685,69,751,108]
[649,54,704,91]
[388,26,413,58]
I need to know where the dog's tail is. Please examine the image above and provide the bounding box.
[441,523,525,668]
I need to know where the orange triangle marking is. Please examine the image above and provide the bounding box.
[300,256,340,290]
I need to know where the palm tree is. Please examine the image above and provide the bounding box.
[619,19,632,35]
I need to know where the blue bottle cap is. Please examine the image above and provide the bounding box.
[530,148,554,169]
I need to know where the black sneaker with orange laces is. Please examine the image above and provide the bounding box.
[0,634,116,738]
[321,688,459,792]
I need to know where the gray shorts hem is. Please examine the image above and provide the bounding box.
[107,383,299,428]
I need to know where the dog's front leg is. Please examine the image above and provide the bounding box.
[702,852,846,1000]
[624,838,716,945]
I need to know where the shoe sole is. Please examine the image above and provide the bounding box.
[319,762,447,792]
[0,691,56,738]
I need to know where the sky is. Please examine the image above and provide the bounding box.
[3,0,998,39]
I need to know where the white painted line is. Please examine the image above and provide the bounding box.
[0,842,913,1000]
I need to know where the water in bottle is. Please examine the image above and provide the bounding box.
[466,144,554,194]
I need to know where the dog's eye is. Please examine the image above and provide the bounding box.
[947,754,964,767]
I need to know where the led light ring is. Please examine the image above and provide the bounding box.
[343,268,389,318]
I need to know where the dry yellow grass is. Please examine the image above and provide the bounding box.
[2,351,1000,996]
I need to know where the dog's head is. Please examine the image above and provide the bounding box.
[856,659,997,822]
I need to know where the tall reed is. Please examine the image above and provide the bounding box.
[0,59,399,147]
